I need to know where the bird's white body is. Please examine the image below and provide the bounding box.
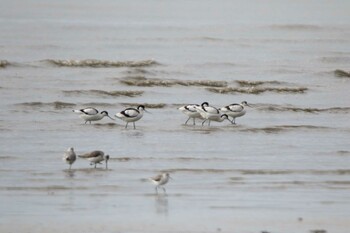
[220,101,249,124]
[62,147,76,170]
[115,105,146,129]
[150,173,171,194]
[73,108,114,124]
[178,104,203,125]
[194,102,226,126]
[78,150,110,169]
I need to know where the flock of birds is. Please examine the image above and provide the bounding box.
[72,101,250,128]
[62,147,171,193]
[64,101,250,193]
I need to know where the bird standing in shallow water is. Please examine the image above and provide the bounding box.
[73,107,114,124]
[220,101,250,124]
[115,105,147,129]
[194,102,229,126]
[78,150,110,169]
[150,173,172,194]
[201,113,231,126]
[62,147,76,170]
[178,104,203,125]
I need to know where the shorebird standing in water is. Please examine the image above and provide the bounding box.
[220,101,251,124]
[201,113,231,126]
[115,105,147,129]
[194,102,231,126]
[178,104,203,125]
[62,147,76,170]
[78,150,110,169]
[150,173,172,194]
[73,107,115,124]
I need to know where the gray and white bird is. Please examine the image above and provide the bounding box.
[73,107,114,124]
[220,101,250,124]
[115,105,147,129]
[178,104,203,125]
[62,147,76,170]
[78,150,110,169]
[150,173,172,194]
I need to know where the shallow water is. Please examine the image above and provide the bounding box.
[1,0,350,232]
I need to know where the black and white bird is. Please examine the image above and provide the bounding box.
[220,101,250,124]
[201,113,231,126]
[178,104,203,125]
[150,173,172,194]
[62,147,76,170]
[73,107,114,124]
[115,105,147,129]
[78,150,110,169]
[194,102,228,126]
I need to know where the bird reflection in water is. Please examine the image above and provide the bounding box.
[155,194,169,215]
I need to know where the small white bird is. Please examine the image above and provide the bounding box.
[178,104,203,125]
[220,101,250,124]
[78,150,110,169]
[150,173,172,194]
[62,147,76,170]
[73,107,114,124]
[115,105,147,129]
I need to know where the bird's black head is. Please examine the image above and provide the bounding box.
[221,114,229,119]
[101,111,109,115]
[138,105,145,110]
[201,102,209,107]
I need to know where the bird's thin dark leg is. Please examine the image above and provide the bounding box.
[184,117,190,125]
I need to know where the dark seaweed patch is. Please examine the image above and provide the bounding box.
[334,69,350,78]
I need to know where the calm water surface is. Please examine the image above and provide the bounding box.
[1,0,350,232]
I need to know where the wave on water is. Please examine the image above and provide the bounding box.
[320,57,350,63]
[120,102,166,109]
[206,86,308,94]
[120,76,228,87]
[0,60,10,68]
[240,125,329,134]
[17,101,76,109]
[334,69,350,78]
[269,24,322,31]
[256,104,350,113]
[2,185,88,191]
[236,80,285,87]
[44,59,158,68]
[111,156,232,162]
[63,90,144,97]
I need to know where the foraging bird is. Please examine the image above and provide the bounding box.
[115,105,147,129]
[178,104,203,125]
[62,147,76,170]
[150,173,172,194]
[201,114,231,126]
[73,107,114,124]
[220,101,250,124]
[194,102,228,126]
[78,150,110,169]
